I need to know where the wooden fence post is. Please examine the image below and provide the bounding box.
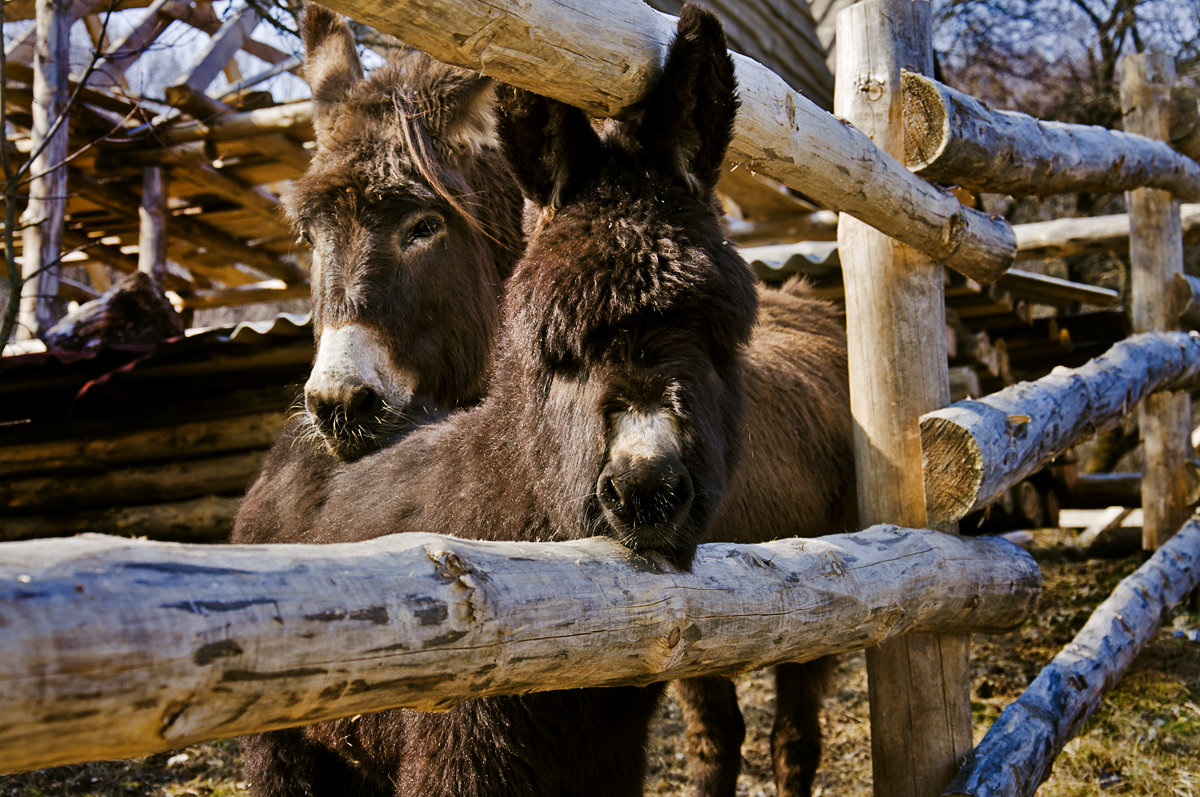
[835,1,973,794]
[1121,53,1191,550]
[138,165,168,282]
[17,0,71,338]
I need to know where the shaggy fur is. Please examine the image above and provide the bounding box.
[239,4,855,795]
[287,5,524,458]
[235,6,772,795]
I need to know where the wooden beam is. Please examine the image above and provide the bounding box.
[1122,53,1191,551]
[0,410,286,477]
[1013,203,1200,260]
[1170,86,1200,163]
[999,268,1118,308]
[137,165,167,280]
[1174,273,1200,331]
[176,280,308,310]
[902,71,1200,201]
[166,2,261,99]
[0,525,1040,774]
[0,494,239,543]
[317,0,1016,283]
[1060,462,1200,509]
[0,450,265,510]
[17,0,72,338]
[93,0,173,76]
[945,516,1200,797]
[921,331,1200,527]
[835,3,973,795]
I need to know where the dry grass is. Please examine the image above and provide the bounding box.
[4,529,1198,796]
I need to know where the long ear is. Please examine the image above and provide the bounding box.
[495,84,603,213]
[417,63,498,155]
[635,4,738,198]
[302,3,363,143]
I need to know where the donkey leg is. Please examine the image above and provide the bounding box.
[241,728,386,797]
[771,657,836,797]
[675,676,745,797]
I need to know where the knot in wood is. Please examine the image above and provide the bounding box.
[667,627,682,648]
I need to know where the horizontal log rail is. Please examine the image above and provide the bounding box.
[1014,204,1200,260]
[945,514,1200,797]
[0,526,1040,773]
[922,331,1200,526]
[902,72,1200,201]
[317,0,1016,283]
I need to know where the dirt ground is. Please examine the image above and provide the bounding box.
[3,528,1198,796]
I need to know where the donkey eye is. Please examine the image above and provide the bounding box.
[296,230,313,247]
[404,216,443,246]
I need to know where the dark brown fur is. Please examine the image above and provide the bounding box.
[235,6,777,795]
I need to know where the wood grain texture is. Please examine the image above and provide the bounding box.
[835,2,973,795]
[316,0,1016,282]
[944,515,1200,797]
[0,526,1040,774]
[921,331,1200,527]
[1122,53,1191,550]
[1013,203,1200,261]
[902,71,1200,201]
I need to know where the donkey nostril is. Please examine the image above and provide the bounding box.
[345,385,382,424]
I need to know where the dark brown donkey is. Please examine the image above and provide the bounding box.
[289,7,524,459]
[239,4,854,795]
[234,6,763,795]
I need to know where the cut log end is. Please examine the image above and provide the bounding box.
[901,70,948,171]
[921,414,985,527]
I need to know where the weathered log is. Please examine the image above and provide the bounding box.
[176,280,309,310]
[1061,463,1200,509]
[1174,273,1200,331]
[156,101,314,144]
[40,271,184,352]
[0,411,286,477]
[1123,53,1192,550]
[998,269,1118,308]
[902,71,1200,201]
[836,3,973,794]
[1013,203,1200,260]
[0,450,265,511]
[0,525,1040,774]
[0,495,239,542]
[944,515,1200,797]
[318,0,1016,282]
[1170,86,1200,163]
[921,331,1200,527]
[17,0,72,337]
[137,165,168,280]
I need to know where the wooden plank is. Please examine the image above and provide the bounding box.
[0,525,1040,774]
[169,2,261,96]
[1,450,265,510]
[318,0,1016,283]
[921,331,1200,527]
[834,3,973,795]
[0,410,286,477]
[0,495,239,543]
[176,281,308,310]
[902,70,1200,201]
[1122,53,1191,551]
[945,516,1200,797]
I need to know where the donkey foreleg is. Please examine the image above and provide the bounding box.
[675,676,746,796]
[770,657,836,797]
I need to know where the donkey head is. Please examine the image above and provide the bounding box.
[496,4,754,568]
[287,4,523,459]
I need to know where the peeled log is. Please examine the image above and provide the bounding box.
[318,0,1015,283]
[902,71,1200,201]
[922,331,1200,527]
[945,516,1200,797]
[1013,204,1200,261]
[0,525,1040,773]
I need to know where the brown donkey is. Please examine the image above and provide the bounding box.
[235,6,762,794]
[237,4,854,795]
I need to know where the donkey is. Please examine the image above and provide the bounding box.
[235,6,761,795]
[239,4,854,795]
[289,6,524,459]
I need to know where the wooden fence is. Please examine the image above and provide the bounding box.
[3,0,1200,794]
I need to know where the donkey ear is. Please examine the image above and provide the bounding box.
[422,69,498,155]
[635,4,738,198]
[302,3,363,142]
[495,84,603,212]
